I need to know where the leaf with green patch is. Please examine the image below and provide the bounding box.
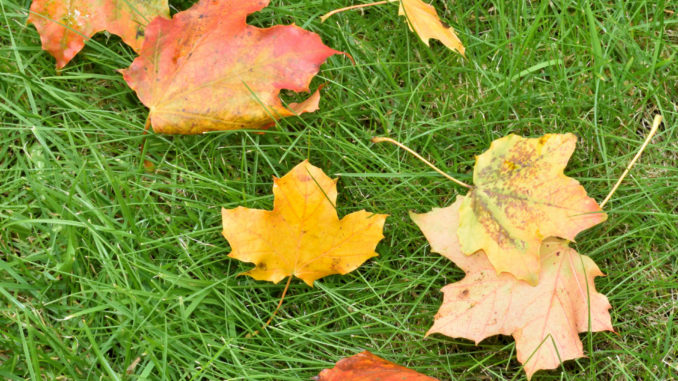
[457,133,606,284]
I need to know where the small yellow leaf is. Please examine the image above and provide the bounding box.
[398,0,465,56]
[222,160,387,287]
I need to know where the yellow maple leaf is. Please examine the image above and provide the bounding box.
[221,160,387,287]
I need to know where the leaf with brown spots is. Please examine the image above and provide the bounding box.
[458,133,606,284]
[121,0,346,134]
[315,351,439,381]
[28,0,169,69]
[411,198,613,380]
[221,160,387,287]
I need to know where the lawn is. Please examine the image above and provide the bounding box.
[1,0,676,380]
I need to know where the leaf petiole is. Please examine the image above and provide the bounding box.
[138,116,152,172]
[600,114,662,208]
[371,136,473,189]
[320,1,393,22]
[248,276,293,337]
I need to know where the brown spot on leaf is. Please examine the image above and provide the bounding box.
[330,257,341,272]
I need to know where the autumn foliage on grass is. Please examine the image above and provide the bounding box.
[20,0,637,379]
[374,133,613,379]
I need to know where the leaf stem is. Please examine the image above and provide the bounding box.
[320,1,392,22]
[138,117,152,171]
[143,117,151,134]
[371,136,473,189]
[248,276,293,337]
[600,114,662,208]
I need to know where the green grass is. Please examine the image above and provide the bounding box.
[1,0,676,379]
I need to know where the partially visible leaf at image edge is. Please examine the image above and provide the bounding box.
[28,0,169,68]
[122,0,347,134]
[315,351,439,380]
[398,0,465,56]
[321,0,465,56]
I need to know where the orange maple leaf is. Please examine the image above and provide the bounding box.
[221,160,387,287]
[457,133,607,284]
[315,351,438,381]
[411,197,613,379]
[121,0,346,134]
[28,0,169,69]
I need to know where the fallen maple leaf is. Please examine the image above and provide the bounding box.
[411,197,613,379]
[321,0,464,56]
[122,0,346,134]
[398,0,465,56]
[221,160,387,287]
[315,351,439,381]
[28,0,169,69]
[457,133,607,285]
